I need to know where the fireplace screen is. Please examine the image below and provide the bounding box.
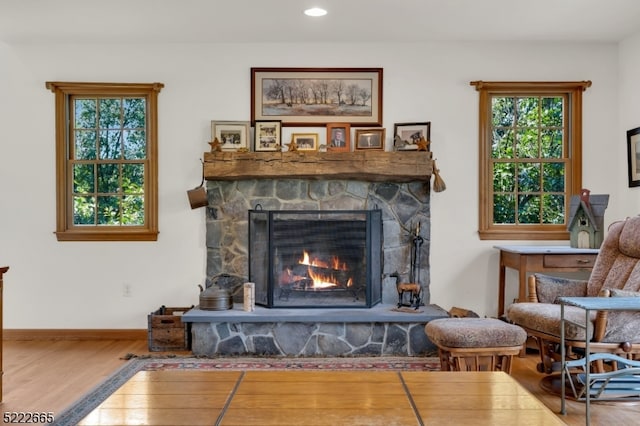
[249,209,382,308]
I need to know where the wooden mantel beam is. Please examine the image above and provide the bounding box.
[203,151,433,183]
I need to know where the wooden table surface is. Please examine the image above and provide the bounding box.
[78,370,564,425]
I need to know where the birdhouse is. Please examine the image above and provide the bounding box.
[567,189,609,248]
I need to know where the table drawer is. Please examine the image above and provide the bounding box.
[543,254,597,268]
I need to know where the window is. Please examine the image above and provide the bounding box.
[46,82,164,241]
[471,81,591,240]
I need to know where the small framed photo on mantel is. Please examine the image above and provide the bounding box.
[291,133,319,151]
[326,123,351,152]
[355,128,385,150]
[393,122,431,151]
[211,121,250,151]
[254,120,282,152]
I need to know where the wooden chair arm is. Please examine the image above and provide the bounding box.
[527,274,539,302]
[591,288,610,342]
[593,310,608,342]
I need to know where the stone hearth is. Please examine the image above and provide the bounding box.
[184,304,448,356]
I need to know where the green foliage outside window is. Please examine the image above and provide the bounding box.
[72,96,147,226]
[490,96,565,226]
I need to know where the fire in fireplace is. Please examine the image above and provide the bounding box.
[248,209,382,308]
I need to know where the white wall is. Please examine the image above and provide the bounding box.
[0,40,627,328]
[619,33,640,213]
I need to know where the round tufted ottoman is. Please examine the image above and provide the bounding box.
[425,318,527,373]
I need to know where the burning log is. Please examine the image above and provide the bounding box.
[278,268,306,286]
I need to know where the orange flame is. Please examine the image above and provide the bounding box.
[307,267,338,289]
[299,250,347,271]
[297,249,353,289]
[331,256,347,271]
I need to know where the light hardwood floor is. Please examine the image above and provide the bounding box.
[2,339,640,425]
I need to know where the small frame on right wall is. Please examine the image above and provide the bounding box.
[627,127,640,187]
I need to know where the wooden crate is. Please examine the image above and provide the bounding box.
[147,305,193,351]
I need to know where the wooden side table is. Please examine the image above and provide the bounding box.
[494,246,598,317]
[0,266,7,402]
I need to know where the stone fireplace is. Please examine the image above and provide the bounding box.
[183,151,448,356]
[204,178,428,304]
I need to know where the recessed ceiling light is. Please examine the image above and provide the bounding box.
[304,7,327,17]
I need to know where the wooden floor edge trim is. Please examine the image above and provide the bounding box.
[3,329,147,341]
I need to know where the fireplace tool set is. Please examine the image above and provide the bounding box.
[394,222,424,309]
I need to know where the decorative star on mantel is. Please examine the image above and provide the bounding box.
[208,137,222,152]
[416,137,431,151]
[286,140,298,152]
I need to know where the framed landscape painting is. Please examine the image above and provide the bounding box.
[251,67,383,127]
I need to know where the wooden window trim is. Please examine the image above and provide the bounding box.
[470,81,591,240]
[46,82,164,242]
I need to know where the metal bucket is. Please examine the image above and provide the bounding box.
[187,159,207,209]
[187,186,207,209]
[199,285,233,311]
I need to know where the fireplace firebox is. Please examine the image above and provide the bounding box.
[248,209,382,308]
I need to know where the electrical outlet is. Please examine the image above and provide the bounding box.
[123,283,132,297]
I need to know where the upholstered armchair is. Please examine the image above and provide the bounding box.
[507,215,640,373]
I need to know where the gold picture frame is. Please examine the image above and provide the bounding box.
[291,133,319,151]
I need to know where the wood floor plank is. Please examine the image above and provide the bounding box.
[3,339,148,413]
